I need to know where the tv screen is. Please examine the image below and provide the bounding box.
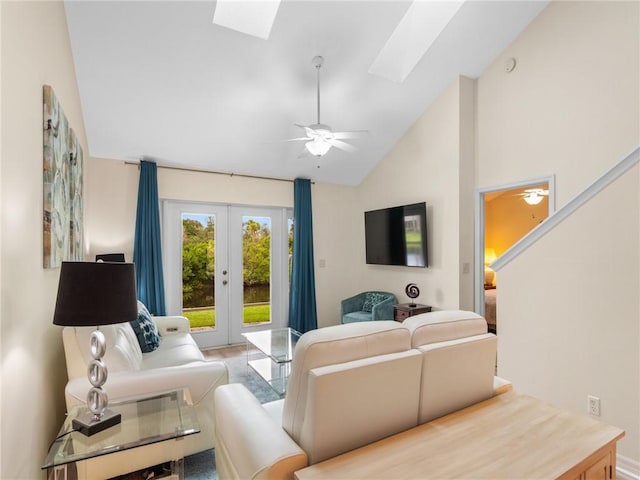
[365,202,428,267]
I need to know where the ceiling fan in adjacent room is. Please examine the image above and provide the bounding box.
[516,188,549,205]
[286,56,367,157]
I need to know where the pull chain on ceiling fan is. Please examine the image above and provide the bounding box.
[285,56,367,157]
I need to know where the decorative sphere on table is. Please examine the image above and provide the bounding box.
[405,283,420,307]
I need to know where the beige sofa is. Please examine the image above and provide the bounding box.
[62,314,228,476]
[214,310,506,480]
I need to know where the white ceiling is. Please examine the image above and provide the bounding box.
[64,0,548,186]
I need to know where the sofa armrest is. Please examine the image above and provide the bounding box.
[371,296,395,320]
[153,315,191,335]
[341,293,364,315]
[65,361,228,410]
[214,384,307,480]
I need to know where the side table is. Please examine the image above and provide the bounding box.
[394,303,432,322]
[242,327,301,395]
[42,388,200,480]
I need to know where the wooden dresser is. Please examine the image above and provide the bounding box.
[393,303,432,322]
[295,391,624,480]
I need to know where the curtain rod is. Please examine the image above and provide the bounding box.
[124,160,304,184]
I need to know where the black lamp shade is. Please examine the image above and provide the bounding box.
[53,261,138,327]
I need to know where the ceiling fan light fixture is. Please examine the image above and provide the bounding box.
[310,124,333,140]
[524,192,544,205]
[305,138,331,157]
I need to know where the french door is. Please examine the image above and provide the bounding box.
[163,201,291,348]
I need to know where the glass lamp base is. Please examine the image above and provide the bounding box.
[72,408,121,436]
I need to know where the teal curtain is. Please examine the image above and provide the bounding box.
[133,160,166,315]
[288,178,317,333]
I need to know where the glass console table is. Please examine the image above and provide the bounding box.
[242,327,301,395]
[42,388,200,479]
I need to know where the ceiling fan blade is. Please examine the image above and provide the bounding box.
[282,137,311,142]
[524,188,549,194]
[333,130,369,140]
[329,139,357,153]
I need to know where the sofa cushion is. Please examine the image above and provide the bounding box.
[404,310,488,347]
[282,321,412,443]
[142,334,206,369]
[66,323,144,374]
[303,350,422,464]
[130,301,160,353]
[362,292,387,312]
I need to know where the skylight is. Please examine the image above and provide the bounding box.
[369,0,465,83]
[213,0,281,40]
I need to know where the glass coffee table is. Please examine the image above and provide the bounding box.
[242,327,302,395]
[42,388,199,479]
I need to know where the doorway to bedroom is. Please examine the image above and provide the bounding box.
[475,176,555,334]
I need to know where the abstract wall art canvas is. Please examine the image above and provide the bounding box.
[43,85,84,268]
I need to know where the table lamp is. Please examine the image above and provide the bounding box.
[484,248,497,286]
[53,261,138,436]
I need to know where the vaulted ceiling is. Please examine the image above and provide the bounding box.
[65,1,548,185]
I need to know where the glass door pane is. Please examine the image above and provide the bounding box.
[181,213,215,330]
[163,201,229,349]
[229,206,289,344]
[242,216,271,326]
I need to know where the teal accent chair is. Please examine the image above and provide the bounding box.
[341,291,397,324]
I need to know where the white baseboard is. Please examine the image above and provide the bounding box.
[618,454,640,480]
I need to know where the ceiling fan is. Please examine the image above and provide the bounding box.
[516,188,549,205]
[286,56,367,157]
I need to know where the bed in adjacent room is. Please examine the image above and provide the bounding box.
[485,288,496,333]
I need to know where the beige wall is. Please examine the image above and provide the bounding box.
[311,183,361,327]
[477,0,639,460]
[352,76,475,311]
[1,2,88,478]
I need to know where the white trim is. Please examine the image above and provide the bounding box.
[617,454,640,480]
[473,175,555,316]
[491,146,640,272]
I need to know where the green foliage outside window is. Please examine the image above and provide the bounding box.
[181,215,294,329]
[182,217,273,309]
[182,218,215,307]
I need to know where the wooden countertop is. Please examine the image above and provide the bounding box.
[295,391,624,480]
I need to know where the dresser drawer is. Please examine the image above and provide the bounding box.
[393,304,432,322]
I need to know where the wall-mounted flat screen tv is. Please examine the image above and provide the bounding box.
[365,202,428,267]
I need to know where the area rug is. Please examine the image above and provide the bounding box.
[184,350,283,479]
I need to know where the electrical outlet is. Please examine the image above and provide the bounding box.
[588,395,601,416]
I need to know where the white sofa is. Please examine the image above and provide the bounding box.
[214,310,507,480]
[62,314,228,475]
